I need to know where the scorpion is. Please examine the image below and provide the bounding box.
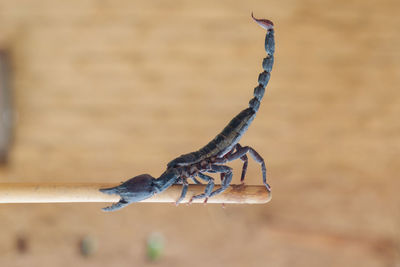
[100,14,275,211]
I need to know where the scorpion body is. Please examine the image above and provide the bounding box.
[101,14,275,211]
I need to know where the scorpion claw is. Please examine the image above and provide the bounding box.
[100,174,159,212]
[102,199,129,212]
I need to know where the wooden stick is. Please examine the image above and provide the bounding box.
[0,50,13,163]
[0,183,271,204]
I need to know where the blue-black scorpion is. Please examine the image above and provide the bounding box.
[100,14,275,211]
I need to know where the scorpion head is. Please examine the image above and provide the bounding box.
[100,174,158,212]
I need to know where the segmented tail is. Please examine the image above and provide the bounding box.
[249,14,275,112]
[166,15,276,165]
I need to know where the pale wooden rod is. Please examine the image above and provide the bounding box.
[0,183,271,204]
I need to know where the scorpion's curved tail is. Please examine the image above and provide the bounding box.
[192,14,275,158]
[249,13,275,113]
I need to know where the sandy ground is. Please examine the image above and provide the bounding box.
[0,0,399,266]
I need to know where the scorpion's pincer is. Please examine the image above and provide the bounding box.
[100,174,158,212]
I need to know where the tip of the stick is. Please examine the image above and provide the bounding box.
[263,190,272,203]
[228,184,272,204]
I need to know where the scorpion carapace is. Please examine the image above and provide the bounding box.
[100,14,275,211]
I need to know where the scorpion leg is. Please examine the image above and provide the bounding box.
[225,145,270,191]
[207,165,233,198]
[235,144,249,183]
[175,178,189,205]
[175,176,201,184]
[216,144,249,183]
[190,172,214,203]
[240,154,248,183]
[191,176,202,184]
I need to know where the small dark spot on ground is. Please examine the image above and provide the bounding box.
[16,235,28,254]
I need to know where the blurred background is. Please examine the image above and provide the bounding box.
[0,0,399,266]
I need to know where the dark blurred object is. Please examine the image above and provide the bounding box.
[0,50,13,163]
[79,235,97,257]
[16,235,28,254]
